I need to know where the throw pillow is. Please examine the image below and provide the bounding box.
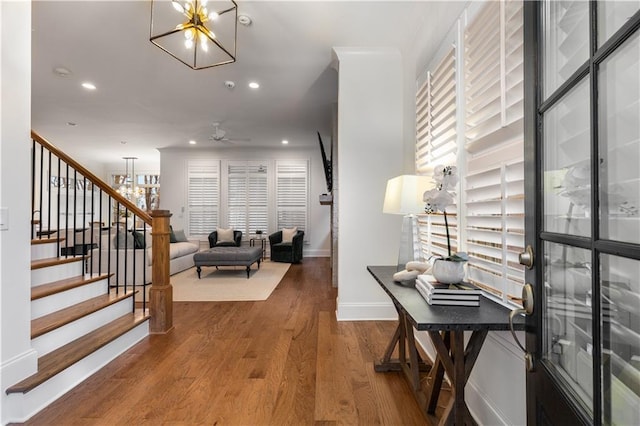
[113,230,134,249]
[173,229,188,242]
[282,227,298,243]
[169,225,177,243]
[216,227,235,243]
[131,230,146,250]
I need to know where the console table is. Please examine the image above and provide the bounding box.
[367,265,524,425]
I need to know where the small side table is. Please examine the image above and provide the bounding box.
[249,237,266,260]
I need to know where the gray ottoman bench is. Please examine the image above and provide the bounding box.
[193,246,263,279]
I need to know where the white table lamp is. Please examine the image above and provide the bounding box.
[383,175,431,271]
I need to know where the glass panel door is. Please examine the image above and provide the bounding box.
[542,0,590,99]
[524,1,640,424]
[543,242,593,415]
[598,32,640,244]
[597,28,640,426]
[543,77,591,237]
[600,255,640,425]
[597,1,640,47]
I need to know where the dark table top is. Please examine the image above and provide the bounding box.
[368,265,525,332]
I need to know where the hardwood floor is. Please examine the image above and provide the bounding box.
[23,257,448,425]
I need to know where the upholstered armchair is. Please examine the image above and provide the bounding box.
[269,230,304,263]
[208,230,243,248]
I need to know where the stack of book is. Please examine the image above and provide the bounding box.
[415,275,482,306]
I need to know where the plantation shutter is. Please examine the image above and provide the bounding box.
[227,163,248,233]
[415,74,431,174]
[415,45,458,260]
[416,47,458,174]
[276,160,308,232]
[226,161,268,238]
[247,164,268,236]
[464,0,524,303]
[187,160,219,237]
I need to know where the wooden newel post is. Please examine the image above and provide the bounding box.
[149,210,174,333]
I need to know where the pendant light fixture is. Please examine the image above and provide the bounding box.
[150,0,238,70]
[118,157,144,200]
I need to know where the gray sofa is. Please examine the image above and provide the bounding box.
[90,230,199,286]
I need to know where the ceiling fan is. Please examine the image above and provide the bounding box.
[208,123,251,144]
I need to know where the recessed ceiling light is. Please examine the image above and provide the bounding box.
[189,140,197,145]
[282,140,289,145]
[81,82,96,90]
[54,67,72,77]
[248,81,260,89]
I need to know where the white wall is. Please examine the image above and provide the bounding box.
[0,1,37,424]
[333,47,406,320]
[158,142,331,257]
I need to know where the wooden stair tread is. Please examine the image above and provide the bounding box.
[7,310,149,394]
[32,290,136,338]
[32,274,112,300]
[31,256,85,270]
[31,236,66,245]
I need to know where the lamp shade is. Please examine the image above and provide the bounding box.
[383,175,431,215]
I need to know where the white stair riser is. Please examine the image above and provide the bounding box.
[31,243,59,260]
[31,260,84,287]
[31,279,107,319]
[32,298,135,356]
[5,321,149,424]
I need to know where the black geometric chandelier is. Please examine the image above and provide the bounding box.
[150,0,237,70]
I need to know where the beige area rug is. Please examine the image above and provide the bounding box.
[169,261,290,301]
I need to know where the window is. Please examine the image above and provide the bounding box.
[416,45,459,260]
[416,47,457,174]
[226,161,268,238]
[187,160,219,237]
[185,158,310,240]
[135,174,160,211]
[276,160,308,233]
[464,0,524,303]
[415,0,524,305]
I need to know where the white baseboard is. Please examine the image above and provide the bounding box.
[1,348,38,426]
[336,300,397,321]
[303,249,330,257]
[1,347,38,391]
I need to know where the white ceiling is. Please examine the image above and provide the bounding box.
[31,0,468,165]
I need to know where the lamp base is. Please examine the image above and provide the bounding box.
[397,214,422,271]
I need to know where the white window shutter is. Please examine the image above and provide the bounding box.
[276,160,308,233]
[416,45,458,261]
[464,0,525,303]
[416,46,458,175]
[226,161,268,238]
[187,160,219,237]
[414,0,524,305]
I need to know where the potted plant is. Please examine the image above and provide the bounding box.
[423,165,468,284]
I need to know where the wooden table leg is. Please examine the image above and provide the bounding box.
[374,308,432,414]
[374,322,403,372]
[428,330,488,426]
[425,331,450,413]
[451,331,470,425]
